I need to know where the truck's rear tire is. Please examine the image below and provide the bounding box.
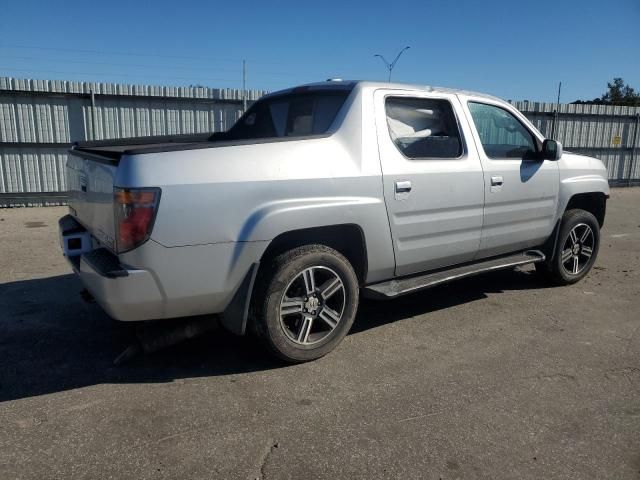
[252,245,359,362]
[535,209,600,285]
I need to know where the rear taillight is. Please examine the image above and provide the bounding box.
[114,187,161,253]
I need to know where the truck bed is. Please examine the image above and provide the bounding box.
[70,132,224,162]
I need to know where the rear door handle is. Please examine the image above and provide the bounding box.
[395,180,412,193]
[491,176,503,186]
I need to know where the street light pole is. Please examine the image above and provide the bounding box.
[374,46,411,82]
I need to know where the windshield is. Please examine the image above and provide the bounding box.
[227,90,350,140]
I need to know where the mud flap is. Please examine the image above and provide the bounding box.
[220,262,260,335]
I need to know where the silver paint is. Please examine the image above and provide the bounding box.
[62,81,609,323]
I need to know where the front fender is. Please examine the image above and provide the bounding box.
[556,153,610,221]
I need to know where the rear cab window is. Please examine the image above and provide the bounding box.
[228,89,351,140]
[384,97,463,159]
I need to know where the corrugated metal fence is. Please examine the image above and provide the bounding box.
[513,100,640,184]
[1,77,639,206]
[0,77,267,206]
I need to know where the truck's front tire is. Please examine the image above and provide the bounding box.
[252,245,359,362]
[536,209,600,285]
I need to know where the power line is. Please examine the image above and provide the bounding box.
[0,44,301,68]
[0,55,299,77]
[0,43,238,62]
[0,55,241,73]
[0,67,291,87]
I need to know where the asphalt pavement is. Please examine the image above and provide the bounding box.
[1,188,639,479]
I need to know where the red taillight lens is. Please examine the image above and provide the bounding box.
[114,187,160,253]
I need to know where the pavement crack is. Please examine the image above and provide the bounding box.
[397,410,444,423]
[255,439,279,480]
[147,425,218,446]
[605,367,640,387]
[524,373,576,381]
[606,367,640,375]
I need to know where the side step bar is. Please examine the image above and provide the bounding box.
[363,250,545,299]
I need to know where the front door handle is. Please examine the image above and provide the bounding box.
[395,180,412,193]
[491,176,504,186]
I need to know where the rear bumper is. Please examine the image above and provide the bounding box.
[75,252,164,321]
[60,214,164,321]
[59,214,269,324]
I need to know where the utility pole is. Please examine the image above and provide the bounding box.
[551,81,562,139]
[374,46,410,82]
[242,59,247,113]
[556,81,562,105]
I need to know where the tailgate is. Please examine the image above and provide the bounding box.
[66,133,210,251]
[66,148,118,251]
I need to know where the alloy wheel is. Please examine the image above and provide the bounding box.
[560,223,594,275]
[279,266,346,345]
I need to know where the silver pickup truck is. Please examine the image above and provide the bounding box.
[60,80,609,362]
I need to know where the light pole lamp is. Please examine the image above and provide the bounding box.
[374,46,410,82]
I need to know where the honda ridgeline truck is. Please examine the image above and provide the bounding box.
[60,80,609,362]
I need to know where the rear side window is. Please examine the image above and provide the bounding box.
[385,97,463,159]
[228,91,349,140]
[467,102,537,159]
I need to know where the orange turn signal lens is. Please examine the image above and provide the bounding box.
[114,189,157,205]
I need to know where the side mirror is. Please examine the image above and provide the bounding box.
[542,139,562,161]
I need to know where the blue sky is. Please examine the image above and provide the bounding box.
[1,0,638,102]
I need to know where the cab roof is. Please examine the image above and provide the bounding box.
[264,80,504,103]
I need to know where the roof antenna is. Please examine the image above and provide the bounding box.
[374,46,410,82]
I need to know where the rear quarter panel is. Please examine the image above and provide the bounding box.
[116,86,395,283]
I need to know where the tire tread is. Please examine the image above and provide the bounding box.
[536,208,600,285]
[251,244,358,362]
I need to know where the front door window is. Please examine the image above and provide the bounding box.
[468,102,537,159]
